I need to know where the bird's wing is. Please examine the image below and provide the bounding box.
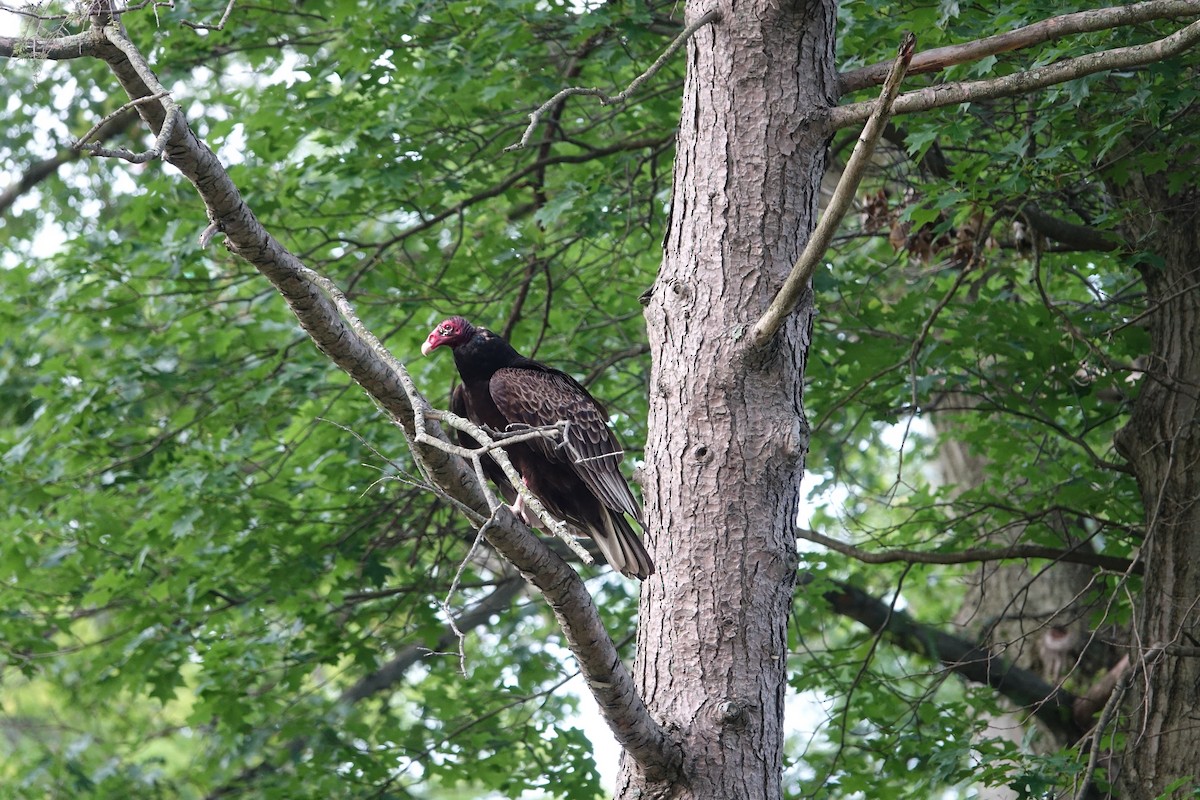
[451,383,514,496]
[449,383,475,447]
[489,366,642,521]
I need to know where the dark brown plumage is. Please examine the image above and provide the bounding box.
[449,383,515,504]
[423,317,655,579]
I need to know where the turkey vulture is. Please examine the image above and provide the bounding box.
[422,317,655,579]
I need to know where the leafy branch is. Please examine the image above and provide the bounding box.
[813,575,1092,743]
[798,527,1139,575]
[1,12,683,783]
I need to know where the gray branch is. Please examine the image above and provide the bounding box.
[829,18,1200,130]
[838,0,1200,95]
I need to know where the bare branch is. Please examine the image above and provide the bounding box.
[181,0,236,31]
[798,527,1140,575]
[1073,644,1167,800]
[750,33,915,349]
[506,9,720,151]
[442,512,500,676]
[73,91,168,150]
[839,0,1200,94]
[198,220,221,248]
[829,18,1200,130]
[0,1,73,21]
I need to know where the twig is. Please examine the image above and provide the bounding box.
[72,91,169,150]
[0,1,72,21]
[181,0,236,30]
[85,25,181,164]
[107,0,176,17]
[1073,643,1166,800]
[317,417,406,474]
[506,9,721,151]
[495,420,623,465]
[442,510,499,677]
[470,455,501,512]
[82,107,177,163]
[198,220,222,248]
[750,32,916,349]
[427,415,569,456]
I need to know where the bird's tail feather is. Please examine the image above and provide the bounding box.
[592,510,655,580]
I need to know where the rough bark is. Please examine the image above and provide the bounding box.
[616,0,835,797]
[1111,169,1200,799]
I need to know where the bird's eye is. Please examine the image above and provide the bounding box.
[440,325,453,335]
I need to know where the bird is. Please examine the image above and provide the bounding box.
[422,316,655,579]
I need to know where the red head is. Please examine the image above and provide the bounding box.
[421,316,475,356]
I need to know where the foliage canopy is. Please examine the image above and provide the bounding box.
[2,0,1198,798]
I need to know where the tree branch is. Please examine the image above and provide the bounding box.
[414,396,594,565]
[798,527,1140,575]
[809,574,1087,743]
[2,17,682,782]
[207,577,529,799]
[750,33,915,349]
[72,91,170,156]
[1019,204,1120,253]
[0,152,73,216]
[341,577,526,704]
[880,124,1122,253]
[0,29,101,59]
[838,0,1200,94]
[181,0,238,31]
[829,18,1200,130]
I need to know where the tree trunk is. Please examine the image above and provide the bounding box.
[1111,171,1200,799]
[935,403,1107,800]
[616,1,835,797]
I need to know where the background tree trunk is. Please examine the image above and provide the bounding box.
[616,1,835,797]
[1112,170,1200,799]
[935,403,1109,800]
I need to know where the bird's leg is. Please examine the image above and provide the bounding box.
[509,478,536,526]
